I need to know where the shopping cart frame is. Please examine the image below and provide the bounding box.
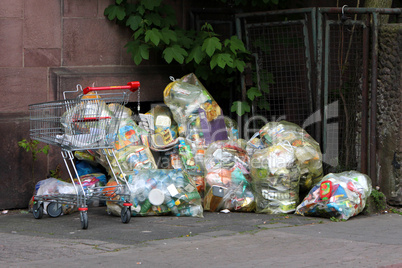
[29,81,140,229]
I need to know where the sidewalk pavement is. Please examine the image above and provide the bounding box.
[1,207,401,268]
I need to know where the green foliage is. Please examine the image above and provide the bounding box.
[370,189,386,210]
[18,139,50,183]
[104,0,280,117]
[330,216,346,222]
[18,139,49,162]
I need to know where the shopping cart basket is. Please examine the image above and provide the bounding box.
[29,81,140,229]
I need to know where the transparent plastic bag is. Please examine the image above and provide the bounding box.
[295,171,373,220]
[107,169,203,217]
[250,143,301,214]
[29,178,77,215]
[163,73,228,144]
[259,121,323,191]
[203,140,255,212]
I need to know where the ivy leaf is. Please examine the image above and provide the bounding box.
[126,15,142,31]
[160,27,177,45]
[233,58,246,72]
[187,46,205,64]
[145,28,162,46]
[202,37,222,57]
[201,23,214,32]
[145,12,162,27]
[247,87,262,101]
[141,0,162,10]
[134,28,144,39]
[231,101,251,116]
[176,30,193,49]
[163,45,188,64]
[126,41,149,65]
[210,53,233,69]
[137,5,145,15]
[104,5,126,21]
[116,0,123,4]
[256,98,270,111]
[160,4,177,27]
[225,36,247,54]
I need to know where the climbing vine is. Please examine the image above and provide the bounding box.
[104,0,280,116]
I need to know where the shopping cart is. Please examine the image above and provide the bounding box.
[29,81,140,229]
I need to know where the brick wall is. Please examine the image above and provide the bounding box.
[0,0,184,209]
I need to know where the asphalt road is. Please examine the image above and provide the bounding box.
[1,207,401,267]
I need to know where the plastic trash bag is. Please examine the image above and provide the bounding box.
[59,97,116,148]
[138,105,180,151]
[109,117,148,151]
[250,143,301,214]
[163,73,228,145]
[224,116,239,141]
[203,140,255,212]
[107,169,203,217]
[259,121,323,192]
[295,171,373,220]
[29,178,77,215]
[109,145,157,175]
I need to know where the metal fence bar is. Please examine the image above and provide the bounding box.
[370,12,379,186]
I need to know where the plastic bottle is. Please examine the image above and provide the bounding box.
[195,149,205,173]
[179,205,202,217]
[165,194,180,216]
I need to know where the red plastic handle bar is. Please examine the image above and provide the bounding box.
[83,81,140,95]
[72,116,111,122]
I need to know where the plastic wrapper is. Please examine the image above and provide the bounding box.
[259,121,323,191]
[203,140,255,212]
[106,169,203,217]
[163,73,228,145]
[108,103,133,119]
[250,143,301,214]
[246,132,265,157]
[29,178,77,215]
[75,160,104,178]
[224,116,239,141]
[108,145,157,175]
[178,138,204,176]
[74,151,98,166]
[109,116,147,150]
[295,171,372,220]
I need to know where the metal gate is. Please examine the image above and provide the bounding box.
[236,7,402,185]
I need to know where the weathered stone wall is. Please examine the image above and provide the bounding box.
[0,0,185,209]
[377,24,402,206]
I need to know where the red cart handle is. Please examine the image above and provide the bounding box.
[83,81,140,95]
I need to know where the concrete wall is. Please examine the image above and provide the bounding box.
[377,24,402,206]
[0,0,185,209]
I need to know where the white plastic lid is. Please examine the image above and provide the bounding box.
[148,189,164,206]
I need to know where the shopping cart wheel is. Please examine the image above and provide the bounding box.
[121,206,131,224]
[47,202,62,218]
[80,211,88,229]
[33,202,43,219]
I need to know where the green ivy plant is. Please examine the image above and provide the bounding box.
[104,0,279,116]
[18,139,50,183]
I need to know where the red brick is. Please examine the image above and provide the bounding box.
[0,113,50,209]
[0,0,23,18]
[63,0,98,17]
[63,18,131,66]
[0,19,23,67]
[24,0,61,48]
[24,48,61,67]
[0,68,48,112]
